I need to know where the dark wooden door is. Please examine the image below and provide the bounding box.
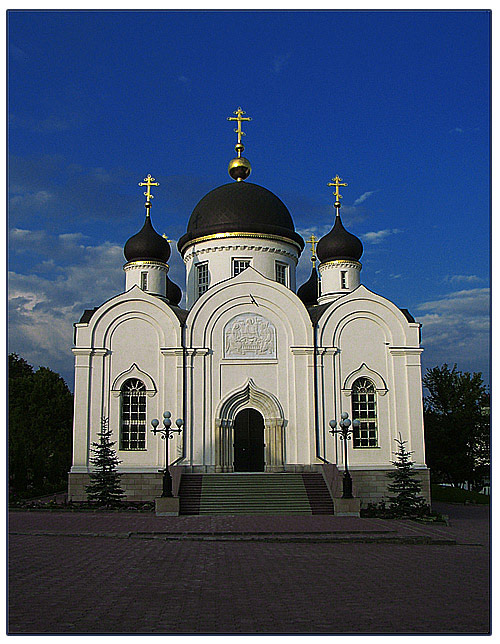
[233,408,265,472]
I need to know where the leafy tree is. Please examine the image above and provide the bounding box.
[387,433,430,517]
[423,364,489,489]
[85,418,125,507]
[8,353,73,499]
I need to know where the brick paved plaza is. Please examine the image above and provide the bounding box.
[8,502,490,634]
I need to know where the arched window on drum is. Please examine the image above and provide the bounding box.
[351,378,378,448]
[120,378,147,450]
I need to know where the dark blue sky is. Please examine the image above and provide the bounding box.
[8,10,491,389]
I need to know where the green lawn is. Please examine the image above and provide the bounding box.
[431,484,490,504]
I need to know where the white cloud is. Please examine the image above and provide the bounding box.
[297,224,331,241]
[8,231,125,386]
[361,228,402,244]
[444,274,482,284]
[8,227,186,388]
[417,287,490,378]
[353,191,376,206]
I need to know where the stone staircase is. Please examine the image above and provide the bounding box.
[178,473,334,515]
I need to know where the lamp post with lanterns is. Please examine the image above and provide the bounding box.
[329,412,361,499]
[151,412,183,497]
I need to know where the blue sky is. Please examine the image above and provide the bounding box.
[8,10,491,389]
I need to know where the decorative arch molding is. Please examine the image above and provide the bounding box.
[342,363,388,397]
[215,378,285,472]
[111,363,157,397]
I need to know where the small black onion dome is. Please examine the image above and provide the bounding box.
[297,265,320,306]
[178,182,305,253]
[316,213,363,263]
[124,215,171,263]
[166,275,182,306]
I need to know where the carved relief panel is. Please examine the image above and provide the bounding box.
[224,314,276,358]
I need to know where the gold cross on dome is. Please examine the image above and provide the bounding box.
[327,175,348,204]
[307,234,318,256]
[139,174,159,205]
[227,107,252,145]
[307,234,318,267]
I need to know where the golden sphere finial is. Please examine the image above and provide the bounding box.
[228,156,252,181]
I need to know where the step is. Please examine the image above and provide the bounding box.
[178,472,336,516]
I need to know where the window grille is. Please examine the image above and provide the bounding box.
[140,272,148,291]
[120,378,147,450]
[232,259,251,276]
[351,377,378,448]
[197,262,209,297]
[275,262,287,285]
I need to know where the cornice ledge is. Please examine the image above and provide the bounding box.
[188,347,211,356]
[72,347,108,356]
[389,347,424,355]
[289,346,338,355]
[160,347,184,356]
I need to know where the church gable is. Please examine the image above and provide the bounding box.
[185,266,311,349]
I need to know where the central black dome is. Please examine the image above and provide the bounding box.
[178,182,304,253]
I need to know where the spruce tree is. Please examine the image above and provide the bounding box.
[85,418,125,507]
[387,433,430,518]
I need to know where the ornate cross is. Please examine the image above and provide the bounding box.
[327,175,348,205]
[139,174,159,206]
[307,234,318,265]
[227,107,252,145]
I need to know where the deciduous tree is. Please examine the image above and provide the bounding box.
[423,364,489,489]
[8,353,73,499]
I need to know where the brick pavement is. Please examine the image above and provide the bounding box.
[8,503,490,634]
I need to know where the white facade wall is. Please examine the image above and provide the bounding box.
[124,260,168,297]
[182,235,300,308]
[70,252,427,496]
[318,259,361,303]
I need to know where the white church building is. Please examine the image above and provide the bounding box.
[68,110,429,511]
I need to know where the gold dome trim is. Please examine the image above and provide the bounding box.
[124,260,169,269]
[319,259,362,269]
[180,232,303,255]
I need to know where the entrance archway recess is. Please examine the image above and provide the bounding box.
[215,378,285,472]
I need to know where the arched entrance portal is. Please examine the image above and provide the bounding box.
[215,378,285,472]
[233,408,265,472]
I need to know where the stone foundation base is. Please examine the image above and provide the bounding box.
[155,497,180,516]
[349,468,431,508]
[333,497,361,516]
[68,472,163,502]
[68,467,431,506]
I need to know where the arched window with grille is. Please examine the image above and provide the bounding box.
[120,378,147,450]
[351,377,378,448]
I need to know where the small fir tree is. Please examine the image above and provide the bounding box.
[85,418,125,507]
[387,433,430,518]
